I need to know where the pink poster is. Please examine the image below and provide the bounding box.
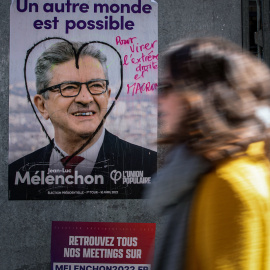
[51,221,155,270]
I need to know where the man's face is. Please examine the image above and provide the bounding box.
[34,56,111,143]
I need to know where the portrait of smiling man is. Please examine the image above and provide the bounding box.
[9,41,157,200]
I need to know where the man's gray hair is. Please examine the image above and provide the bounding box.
[35,41,109,98]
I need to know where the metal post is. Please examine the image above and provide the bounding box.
[242,0,250,50]
[262,0,270,66]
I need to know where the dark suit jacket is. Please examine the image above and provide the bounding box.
[9,130,157,200]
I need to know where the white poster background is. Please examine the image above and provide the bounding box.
[9,0,158,163]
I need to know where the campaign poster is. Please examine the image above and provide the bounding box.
[9,0,158,199]
[51,221,156,270]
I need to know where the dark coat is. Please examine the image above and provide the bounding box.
[9,130,157,200]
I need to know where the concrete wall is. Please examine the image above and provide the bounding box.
[158,0,242,51]
[0,0,241,269]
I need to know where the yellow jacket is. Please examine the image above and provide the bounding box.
[185,142,270,269]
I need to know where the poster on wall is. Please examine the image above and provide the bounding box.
[8,0,158,200]
[51,221,155,270]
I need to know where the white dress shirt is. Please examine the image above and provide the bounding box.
[48,129,105,176]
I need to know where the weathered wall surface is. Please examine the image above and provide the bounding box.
[158,0,242,52]
[0,0,241,269]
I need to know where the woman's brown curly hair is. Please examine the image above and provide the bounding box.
[160,37,270,162]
